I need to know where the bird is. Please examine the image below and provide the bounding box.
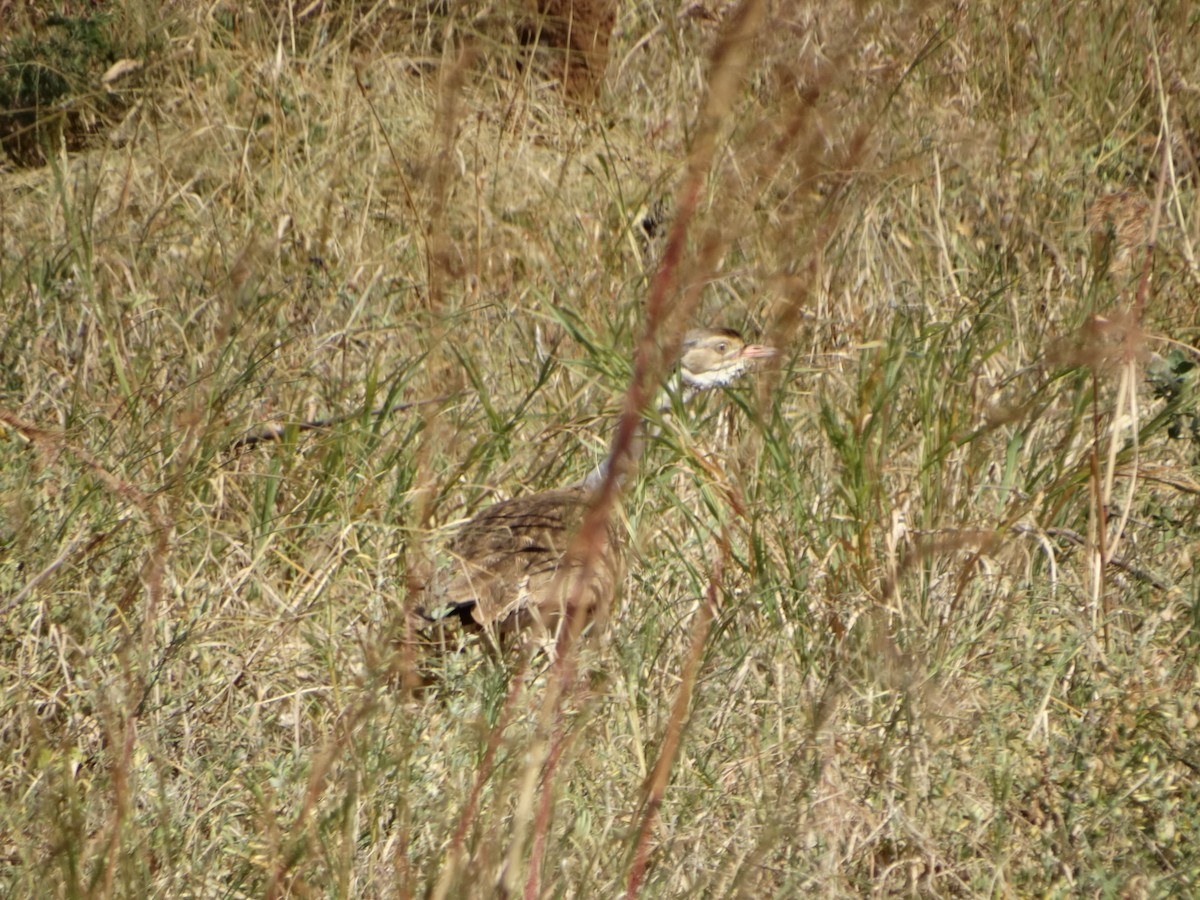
[418,326,775,651]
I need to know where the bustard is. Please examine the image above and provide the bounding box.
[420,327,774,648]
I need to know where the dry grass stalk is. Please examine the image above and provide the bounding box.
[626,538,727,897]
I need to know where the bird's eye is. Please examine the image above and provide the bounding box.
[716,342,727,354]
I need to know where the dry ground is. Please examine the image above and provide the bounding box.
[2,0,1200,896]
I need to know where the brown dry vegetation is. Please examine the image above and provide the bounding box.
[2,0,1200,896]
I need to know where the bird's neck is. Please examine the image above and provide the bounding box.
[578,376,698,491]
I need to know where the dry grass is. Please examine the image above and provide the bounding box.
[2,0,1200,895]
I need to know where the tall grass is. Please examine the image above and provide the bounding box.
[2,0,1199,895]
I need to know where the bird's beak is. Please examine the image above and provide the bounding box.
[741,343,777,360]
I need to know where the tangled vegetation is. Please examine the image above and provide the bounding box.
[2,0,1199,895]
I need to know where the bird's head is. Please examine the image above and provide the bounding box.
[678,327,776,391]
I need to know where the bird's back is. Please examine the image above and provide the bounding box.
[429,485,625,643]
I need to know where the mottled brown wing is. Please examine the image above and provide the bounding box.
[433,487,625,638]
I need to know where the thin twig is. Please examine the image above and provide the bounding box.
[0,529,91,618]
[1010,523,1168,591]
[228,397,447,451]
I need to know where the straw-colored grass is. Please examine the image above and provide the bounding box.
[2,0,1199,895]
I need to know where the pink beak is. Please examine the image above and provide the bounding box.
[741,343,777,360]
